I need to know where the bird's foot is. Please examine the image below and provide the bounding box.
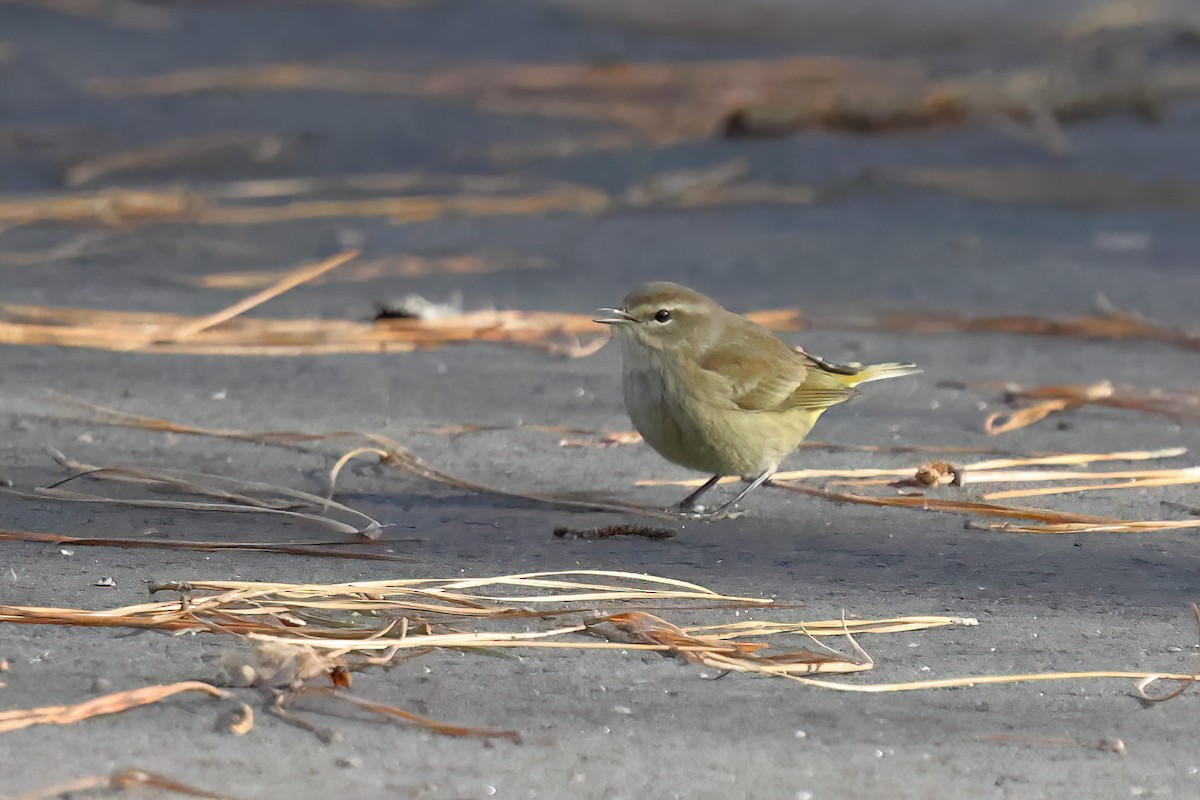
[667,499,703,516]
[671,504,745,522]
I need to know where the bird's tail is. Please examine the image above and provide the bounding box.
[791,354,920,413]
[842,362,922,387]
[800,351,921,387]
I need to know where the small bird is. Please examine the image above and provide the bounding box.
[596,282,919,520]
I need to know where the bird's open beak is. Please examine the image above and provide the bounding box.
[594,308,636,324]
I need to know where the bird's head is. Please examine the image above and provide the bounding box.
[595,281,725,353]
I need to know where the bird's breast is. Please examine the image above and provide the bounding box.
[618,339,816,478]
[620,343,738,475]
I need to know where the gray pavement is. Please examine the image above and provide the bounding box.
[2,2,1199,799]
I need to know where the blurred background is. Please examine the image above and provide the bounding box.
[3,0,1199,318]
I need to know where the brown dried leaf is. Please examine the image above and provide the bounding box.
[220,642,349,690]
[896,460,964,488]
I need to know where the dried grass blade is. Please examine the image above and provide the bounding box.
[0,528,410,562]
[983,471,1200,501]
[685,616,979,638]
[640,466,912,488]
[0,187,198,225]
[327,447,389,501]
[865,167,1200,211]
[17,768,238,800]
[0,681,252,734]
[56,455,379,514]
[47,454,289,509]
[784,669,1197,694]
[962,448,1187,470]
[305,687,520,741]
[169,570,768,606]
[643,448,1188,489]
[9,486,368,535]
[774,482,1121,524]
[809,308,1200,352]
[961,466,1197,484]
[189,251,549,289]
[63,132,285,187]
[39,447,383,533]
[488,131,654,165]
[844,464,1200,491]
[1097,388,1200,423]
[984,380,1115,434]
[989,520,1200,534]
[0,606,189,630]
[161,249,358,342]
[49,393,285,443]
[315,433,677,519]
[623,158,751,207]
[596,611,870,676]
[3,0,173,29]
[435,569,760,600]
[984,397,1076,435]
[245,626,598,651]
[0,232,115,267]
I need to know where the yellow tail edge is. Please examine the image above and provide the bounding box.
[845,362,922,387]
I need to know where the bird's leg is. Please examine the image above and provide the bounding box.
[671,475,721,514]
[698,469,774,521]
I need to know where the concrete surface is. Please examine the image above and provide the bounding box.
[1,2,1199,799]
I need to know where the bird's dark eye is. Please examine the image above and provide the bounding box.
[654,309,671,323]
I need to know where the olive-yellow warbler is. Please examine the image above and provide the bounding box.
[596,282,919,520]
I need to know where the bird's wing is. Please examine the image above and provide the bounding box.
[698,339,856,413]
